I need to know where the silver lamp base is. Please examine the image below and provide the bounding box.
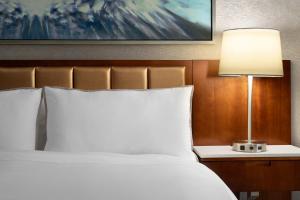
[232,140,267,153]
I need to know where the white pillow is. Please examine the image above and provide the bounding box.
[0,89,42,151]
[45,86,194,157]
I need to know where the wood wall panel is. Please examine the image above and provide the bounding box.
[192,60,291,145]
[252,61,291,144]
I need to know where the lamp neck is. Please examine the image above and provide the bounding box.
[247,75,253,143]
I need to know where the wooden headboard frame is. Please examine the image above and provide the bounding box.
[0,60,291,146]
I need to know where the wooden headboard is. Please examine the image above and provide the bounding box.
[0,60,291,146]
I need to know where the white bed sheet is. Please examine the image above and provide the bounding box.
[0,151,237,200]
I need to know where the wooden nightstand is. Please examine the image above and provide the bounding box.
[194,145,300,200]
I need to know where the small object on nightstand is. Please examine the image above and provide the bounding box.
[232,140,266,153]
[219,29,284,153]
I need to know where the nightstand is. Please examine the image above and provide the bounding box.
[193,145,300,200]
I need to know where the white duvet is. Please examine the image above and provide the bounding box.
[0,151,237,200]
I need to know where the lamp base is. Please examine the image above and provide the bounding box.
[232,140,267,153]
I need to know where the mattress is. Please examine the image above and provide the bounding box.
[0,151,237,200]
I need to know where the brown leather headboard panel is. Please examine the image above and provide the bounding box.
[74,67,111,90]
[36,67,73,88]
[111,67,148,89]
[0,60,291,146]
[149,67,185,89]
[0,67,35,89]
[0,66,186,90]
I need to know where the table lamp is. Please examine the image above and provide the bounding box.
[219,29,284,153]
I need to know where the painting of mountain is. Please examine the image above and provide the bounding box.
[0,0,212,41]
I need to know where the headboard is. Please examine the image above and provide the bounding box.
[0,60,291,146]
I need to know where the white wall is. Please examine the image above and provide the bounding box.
[0,0,298,145]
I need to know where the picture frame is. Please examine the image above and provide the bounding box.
[0,0,215,44]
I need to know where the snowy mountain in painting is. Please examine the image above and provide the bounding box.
[0,0,211,40]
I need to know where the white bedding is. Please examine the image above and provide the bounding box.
[0,151,237,200]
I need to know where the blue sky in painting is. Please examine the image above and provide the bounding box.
[164,0,211,28]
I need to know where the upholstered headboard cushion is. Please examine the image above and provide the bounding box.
[0,66,186,90]
[0,67,35,89]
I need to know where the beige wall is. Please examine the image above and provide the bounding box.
[0,0,299,145]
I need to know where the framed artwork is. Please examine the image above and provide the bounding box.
[0,0,214,44]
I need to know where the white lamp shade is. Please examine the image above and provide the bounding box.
[219,29,283,77]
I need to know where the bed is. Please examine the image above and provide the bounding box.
[0,151,236,200]
[0,61,239,200]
